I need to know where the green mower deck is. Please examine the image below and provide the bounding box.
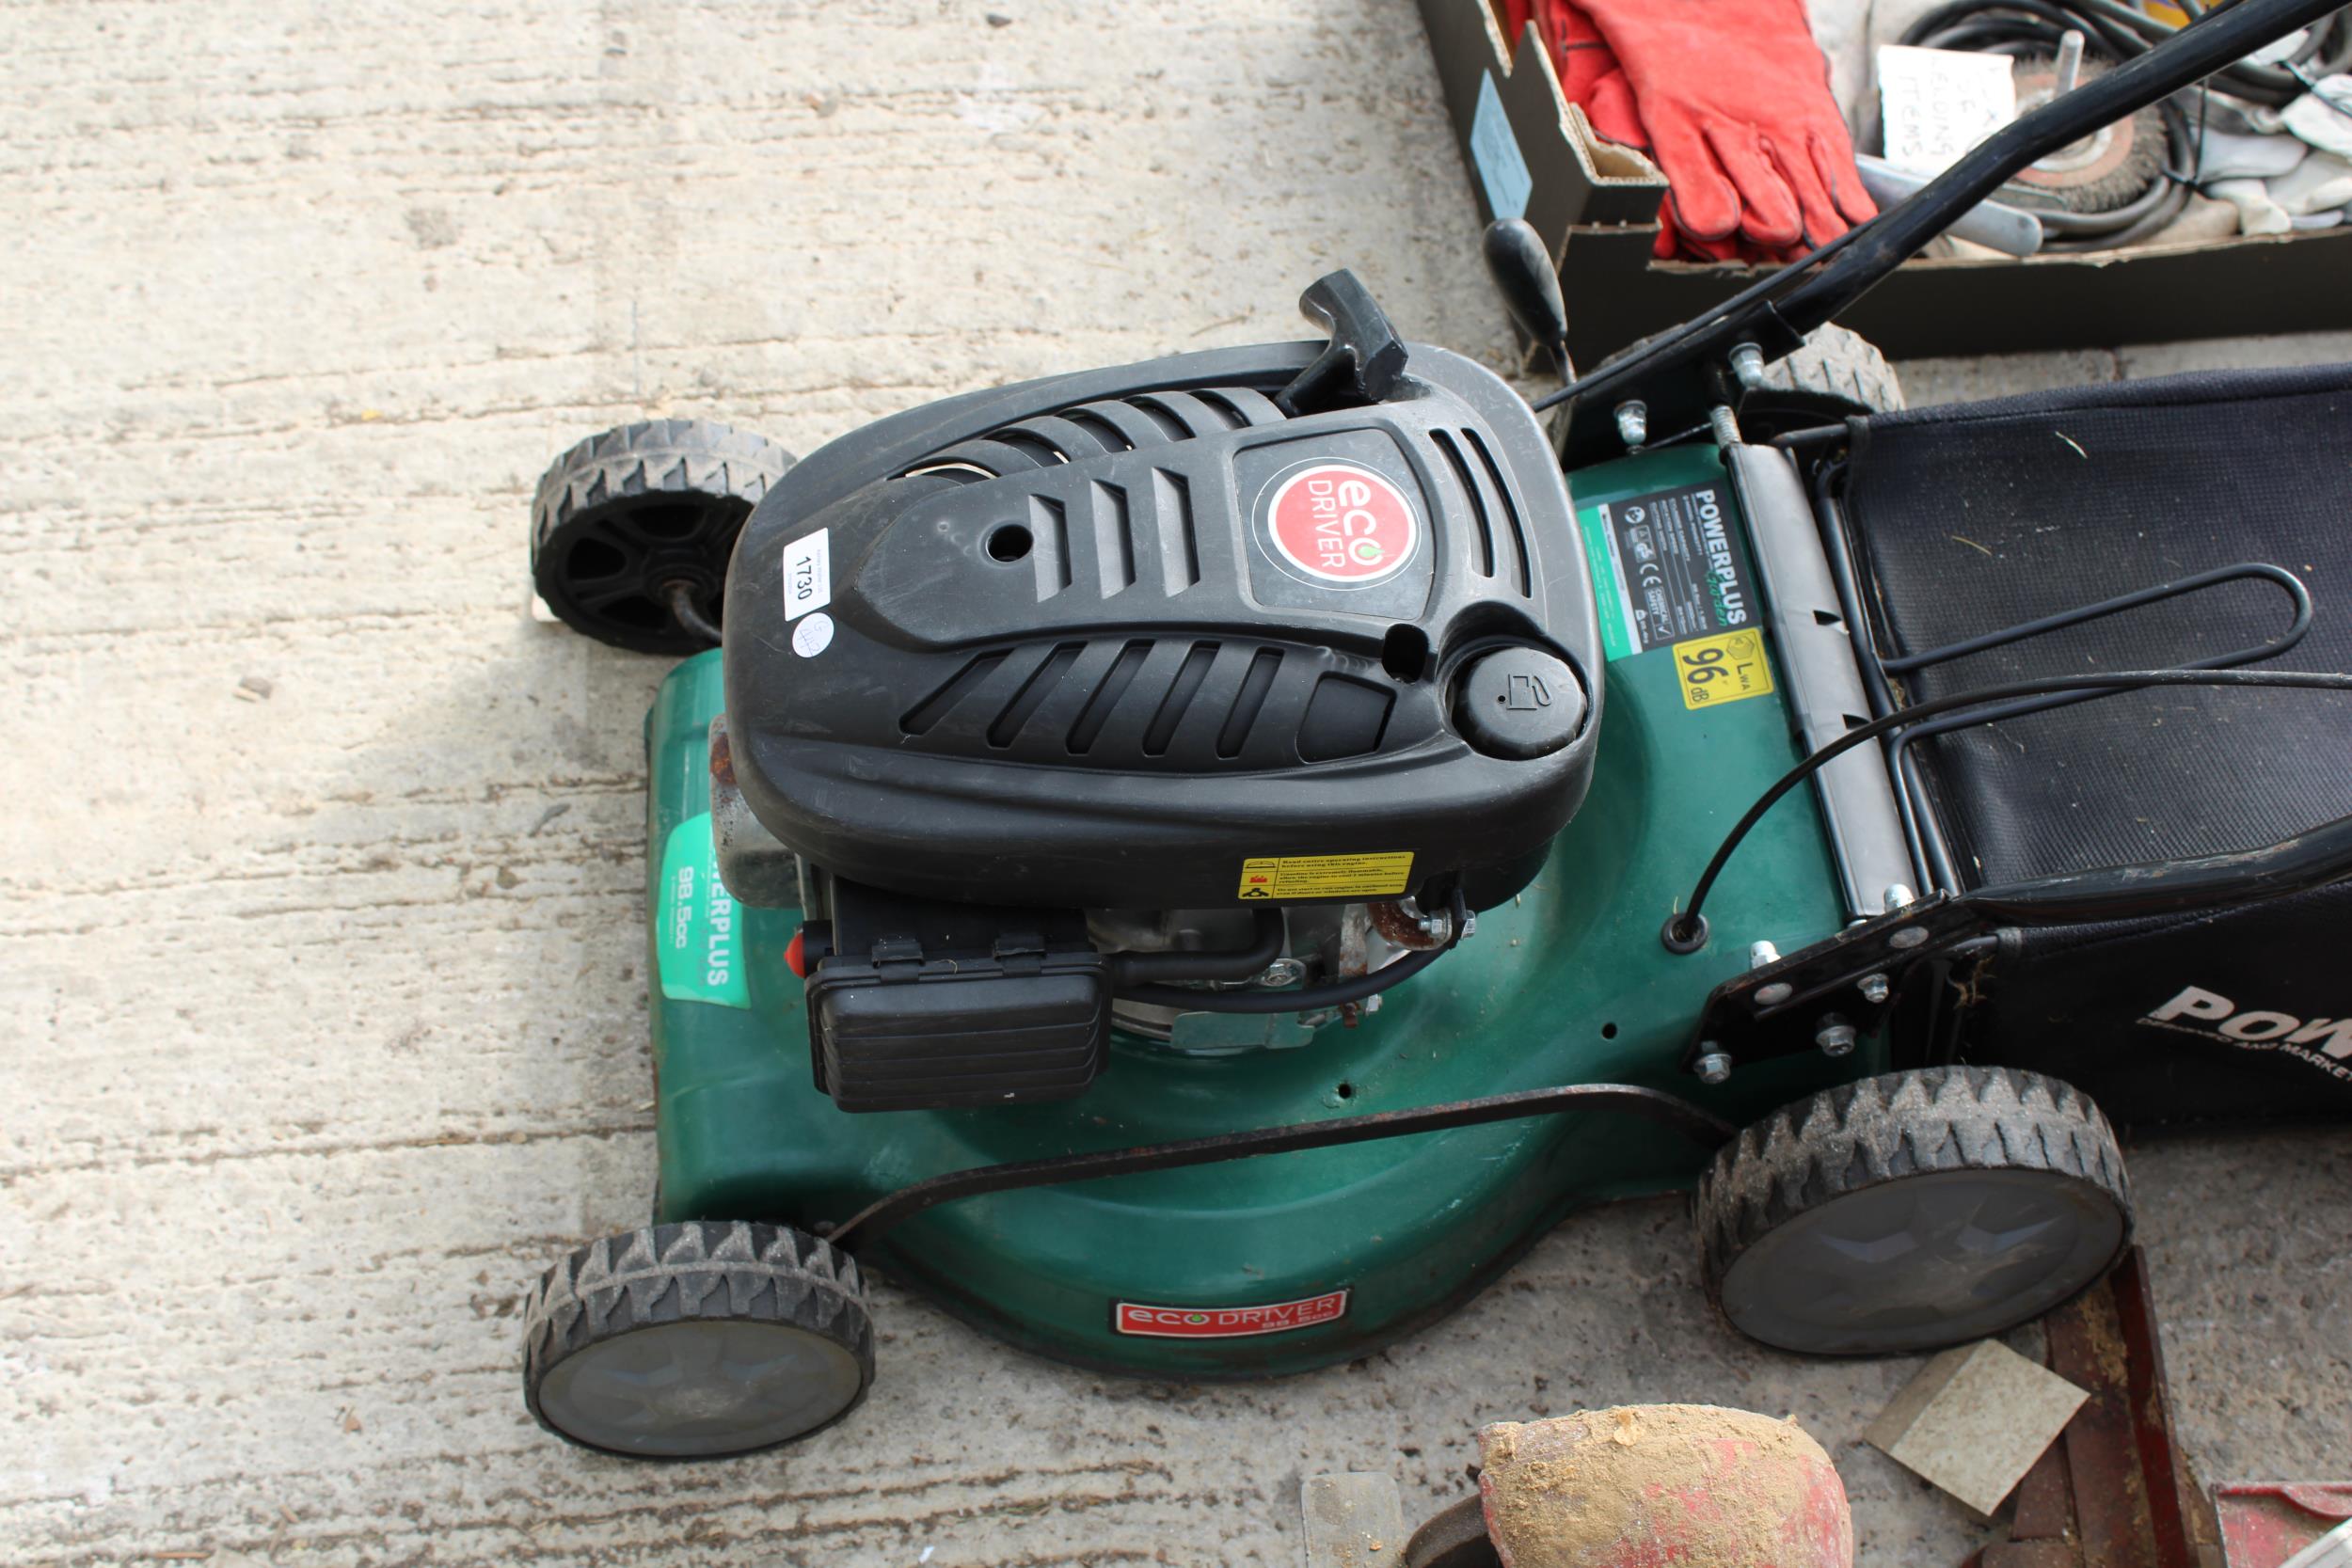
[640,443,1877,1377]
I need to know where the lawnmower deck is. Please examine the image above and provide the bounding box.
[644,443,1874,1376]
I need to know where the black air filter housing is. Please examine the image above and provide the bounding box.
[804,879,1110,1113]
[722,340,1602,911]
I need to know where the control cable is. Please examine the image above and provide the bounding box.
[1664,667,2352,946]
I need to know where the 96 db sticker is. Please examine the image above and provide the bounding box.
[1674,629,1773,711]
[1114,1289,1350,1338]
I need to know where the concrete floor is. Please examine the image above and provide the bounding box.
[4,3,2349,1564]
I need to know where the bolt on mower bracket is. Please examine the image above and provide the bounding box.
[1679,894,1988,1076]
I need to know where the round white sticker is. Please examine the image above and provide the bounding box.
[791,610,834,657]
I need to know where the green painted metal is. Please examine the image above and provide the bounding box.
[644,441,1875,1376]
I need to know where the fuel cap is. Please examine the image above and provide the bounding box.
[1455,647,1586,760]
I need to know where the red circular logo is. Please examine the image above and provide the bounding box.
[1262,462,1419,586]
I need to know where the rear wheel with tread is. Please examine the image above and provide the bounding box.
[530,419,795,654]
[1736,324,1904,437]
[523,1220,874,1458]
[1697,1067,2132,1356]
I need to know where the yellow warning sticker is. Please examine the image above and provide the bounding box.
[1236,852,1414,901]
[1674,629,1774,711]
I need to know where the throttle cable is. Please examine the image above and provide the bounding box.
[1664,667,2352,947]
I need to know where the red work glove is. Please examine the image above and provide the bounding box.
[1533,0,1804,264]
[1568,0,1874,251]
[1497,0,1536,52]
[1534,0,1613,101]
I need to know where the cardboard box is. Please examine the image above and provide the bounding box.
[1418,0,2352,362]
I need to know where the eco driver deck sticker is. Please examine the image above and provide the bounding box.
[1115,1290,1351,1338]
[1236,852,1414,900]
[655,812,750,1008]
[1579,483,1758,661]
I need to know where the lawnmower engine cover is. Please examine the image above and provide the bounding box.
[718,323,1603,1112]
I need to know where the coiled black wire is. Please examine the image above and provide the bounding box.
[1902,0,2346,108]
[1897,0,2352,248]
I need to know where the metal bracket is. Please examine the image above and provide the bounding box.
[708,716,804,909]
[1680,894,1987,1073]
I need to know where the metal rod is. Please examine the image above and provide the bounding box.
[1876,560,2313,894]
[1806,450,2312,899]
[1670,667,2352,942]
[1968,813,2352,924]
[1805,459,1954,893]
[1881,562,2312,674]
[2057,27,2088,94]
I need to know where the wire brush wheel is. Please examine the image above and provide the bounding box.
[2000,55,2168,214]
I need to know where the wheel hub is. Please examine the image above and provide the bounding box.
[1722,1167,2127,1354]
[536,1319,865,1458]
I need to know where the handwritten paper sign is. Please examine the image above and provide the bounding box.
[1878,44,2017,173]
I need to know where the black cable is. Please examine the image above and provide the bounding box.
[662,582,723,645]
[1903,0,2324,106]
[1108,907,1284,987]
[1663,667,2352,946]
[1899,4,2207,246]
[1549,0,2339,425]
[1765,422,1854,449]
[1116,891,1470,1014]
[1119,947,1449,1015]
[1772,0,2341,336]
[1530,223,1870,415]
[2284,57,2352,117]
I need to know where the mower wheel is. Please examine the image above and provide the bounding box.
[530,419,795,655]
[1735,324,1903,438]
[522,1220,873,1459]
[1697,1067,2132,1356]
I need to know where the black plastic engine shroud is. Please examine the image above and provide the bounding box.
[722,339,1603,911]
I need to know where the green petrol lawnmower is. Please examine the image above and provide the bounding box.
[516,0,2352,1461]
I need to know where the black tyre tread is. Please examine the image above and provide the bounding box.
[1696,1067,2130,1306]
[529,418,793,566]
[1747,324,1905,419]
[522,1220,873,1450]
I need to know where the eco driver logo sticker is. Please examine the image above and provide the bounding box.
[1260,462,1420,587]
[1114,1289,1351,1338]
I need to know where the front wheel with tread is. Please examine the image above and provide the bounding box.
[1697,1068,2132,1356]
[523,1220,874,1459]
